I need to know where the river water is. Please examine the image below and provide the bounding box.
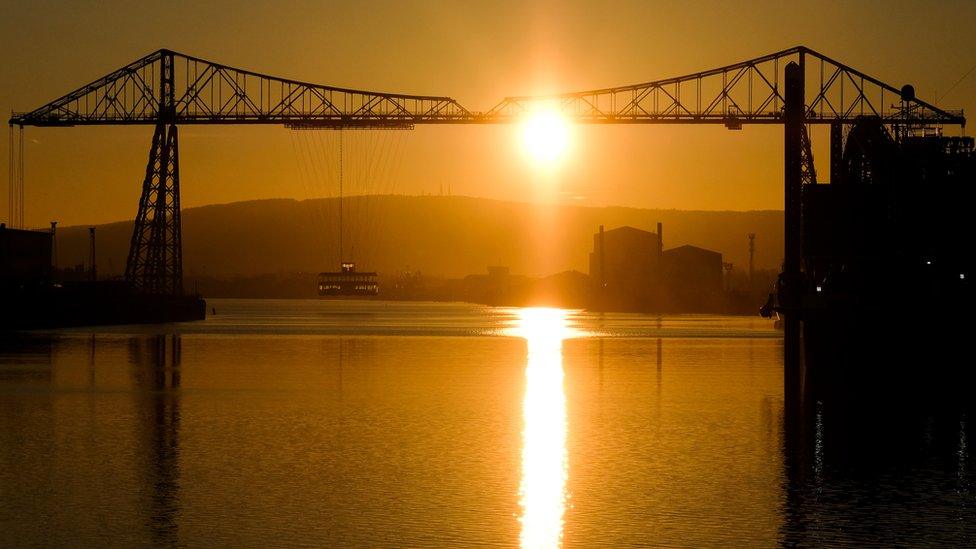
[0,299,972,547]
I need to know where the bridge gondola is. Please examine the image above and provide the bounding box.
[318,262,378,296]
[300,127,405,298]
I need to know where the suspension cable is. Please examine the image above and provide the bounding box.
[7,124,12,226]
[338,128,343,265]
[18,126,24,227]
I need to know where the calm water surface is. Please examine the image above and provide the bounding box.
[0,299,972,547]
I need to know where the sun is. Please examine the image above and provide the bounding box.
[521,108,570,166]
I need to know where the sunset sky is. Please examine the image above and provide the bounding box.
[1,0,974,227]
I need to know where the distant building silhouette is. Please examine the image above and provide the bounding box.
[662,244,724,309]
[0,224,53,287]
[487,265,510,280]
[588,225,663,294]
[2,222,207,330]
[460,266,520,305]
[588,224,725,312]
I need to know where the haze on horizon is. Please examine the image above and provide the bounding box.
[1,0,975,227]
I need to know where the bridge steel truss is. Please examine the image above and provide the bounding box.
[8,46,966,297]
[485,46,963,127]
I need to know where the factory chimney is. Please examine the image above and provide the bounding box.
[598,225,606,289]
[656,222,663,258]
[89,227,97,282]
[49,221,58,270]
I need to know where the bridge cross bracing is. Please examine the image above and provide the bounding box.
[8,46,963,128]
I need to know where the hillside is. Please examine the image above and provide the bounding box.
[52,195,784,279]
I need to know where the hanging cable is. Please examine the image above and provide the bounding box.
[366,129,401,261]
[19,126,25,228]
[937,61,976,106]
[289,129,327,261]
[338,128,343,265]
[372,130,408,252]
[291,125,408,278]
[300,129,332,260]
[314,130,337,262]
[7,124,12,226]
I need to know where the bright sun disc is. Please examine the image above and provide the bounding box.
[522,109,570,166]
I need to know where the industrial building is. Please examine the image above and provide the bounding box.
[1,222,206,330]
[0,224,52,288]
[589,224,663,292]
[662,244,724,310]
[588,223,725,312]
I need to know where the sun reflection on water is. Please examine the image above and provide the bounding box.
[507,308,579,549]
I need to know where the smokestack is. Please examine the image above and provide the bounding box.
[598,225,606,289]
[49,221,58,270]
[89,226,97,282]
[656,221,663,257]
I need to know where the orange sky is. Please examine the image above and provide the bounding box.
[1,0,974,227]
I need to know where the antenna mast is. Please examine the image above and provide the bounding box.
[748,233,756,285]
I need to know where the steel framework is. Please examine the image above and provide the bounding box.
[9,46,963,128]
[125,123,182,294]
[486,47,964,127]
[7,46,965,296]
[9,49,471,128]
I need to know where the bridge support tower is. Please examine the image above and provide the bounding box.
[783,59,806,412]
[124,51,183,295]
[829,122,844,185]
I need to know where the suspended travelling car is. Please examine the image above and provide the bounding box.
[318,262,378,296]
[289,127,407,298]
